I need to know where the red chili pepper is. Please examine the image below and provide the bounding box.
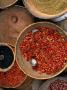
[20,27,67,75]
[0,61,25,87]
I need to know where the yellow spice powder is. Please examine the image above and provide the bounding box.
[32,0,67,15]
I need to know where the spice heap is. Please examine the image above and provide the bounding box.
[49,79,67,90]
[20,27,67,75]
[0,61,26,87]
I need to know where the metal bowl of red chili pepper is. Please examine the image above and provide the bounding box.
[0,43,15,72]
[0,61,26,88]
[16,22,67,79]
[0,61,31,88]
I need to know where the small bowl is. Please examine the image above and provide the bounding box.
[16,22,67,79]
[2,67,32,89]
[0,43,15,72]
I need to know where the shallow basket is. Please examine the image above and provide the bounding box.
[16,22,67,79]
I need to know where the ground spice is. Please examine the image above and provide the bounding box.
[0,61,26,87]
[31,0,67,15]
[49,79,67,90]
[20,26,67,75]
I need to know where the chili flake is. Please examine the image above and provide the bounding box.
[0,61,26,87]
[20,27,67,75]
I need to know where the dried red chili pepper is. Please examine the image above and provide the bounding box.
[20,27,67,75]
[0,61,26,87]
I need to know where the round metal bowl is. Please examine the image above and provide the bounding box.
[16,22,67,79]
